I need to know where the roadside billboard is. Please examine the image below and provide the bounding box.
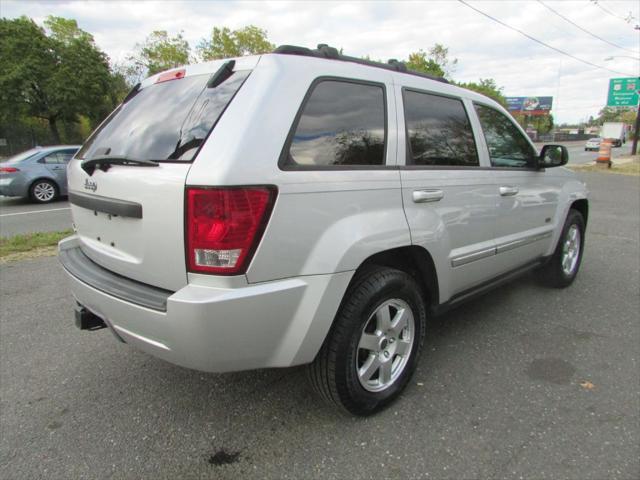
[505,96,553,116]
[607,77,639,107]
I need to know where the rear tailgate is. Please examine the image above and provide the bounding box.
[68,162,190,291]
[67,58,257,291]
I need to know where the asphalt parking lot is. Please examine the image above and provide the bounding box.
[0,171,638,479]
[0,197,71,237]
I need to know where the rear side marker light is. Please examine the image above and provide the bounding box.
[0,167,19,173]
[186,187,277,275]
[156,68,186,84]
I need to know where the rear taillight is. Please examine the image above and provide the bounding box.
[0,167,19,173]
[186,187,277,275]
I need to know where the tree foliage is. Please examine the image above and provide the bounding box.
[457,78,508,107]
[197,25,274,61]
[127,30,191,80]
[406,44,457,79]
[0,16,114,143]
[594,106,636,125]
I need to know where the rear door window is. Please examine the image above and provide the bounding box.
[60,149,78,163]
[282,79,386,168]
[77,70,250,162]
[404,90,479,166]
[474,104,536,168]
[41,152,65,164]
[41,149,78,164]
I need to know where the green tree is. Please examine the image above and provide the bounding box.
[406,44,457,79]
[0,16,113,143]
[127,30,191,80]
[457,79,508,107]
[197,25,274,60]
[44,15,93,43]
[596,106,636,125]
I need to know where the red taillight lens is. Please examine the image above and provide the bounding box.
[155,68,186,84]
[0,167,19,173]
[186,187,276,275]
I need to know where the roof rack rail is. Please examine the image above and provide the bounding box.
[272,44,449,84]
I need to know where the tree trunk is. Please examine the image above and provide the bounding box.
[48,116,61,144]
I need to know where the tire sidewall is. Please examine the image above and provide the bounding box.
[335,270,426,414]
[555,210,585,284]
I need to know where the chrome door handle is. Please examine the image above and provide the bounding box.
[499,186,519,196]
[412,189,444,203]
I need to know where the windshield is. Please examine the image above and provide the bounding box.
[77,70,251,162]
[3,148,42,164]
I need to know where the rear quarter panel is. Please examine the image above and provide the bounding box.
[186,55,412,283]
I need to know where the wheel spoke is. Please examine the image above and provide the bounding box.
[356,298,417,392]
[358,333,379,352]
[378,361,392,385]
[390,308,409,336]
[358,355,380,382]
[395,338,411,357]
[375,305,392,331]
[570,227,577,242]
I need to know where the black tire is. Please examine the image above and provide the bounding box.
[308,266,426,416]
[536,209,585,288]
[29,179,58,204]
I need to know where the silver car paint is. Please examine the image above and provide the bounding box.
[60,53,588,372]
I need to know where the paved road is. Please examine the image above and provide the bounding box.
[566,143,632,164]
[0,197,71,236]
[534,141,633,165]
[1,172,638,479]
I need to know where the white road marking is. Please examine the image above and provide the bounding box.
[0,207,71,217]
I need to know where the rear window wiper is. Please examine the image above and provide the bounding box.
[81,155,159,176]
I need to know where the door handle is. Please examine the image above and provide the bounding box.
[499,186,519,196]
[413,189,444,203]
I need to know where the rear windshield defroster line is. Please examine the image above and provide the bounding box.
[76,69,251,163]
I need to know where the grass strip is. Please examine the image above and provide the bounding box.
[0,229,73,259]
[568,157,640,176]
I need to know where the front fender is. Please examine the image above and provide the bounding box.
[546,171,589,256]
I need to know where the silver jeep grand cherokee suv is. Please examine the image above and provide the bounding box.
[59,44,588,415]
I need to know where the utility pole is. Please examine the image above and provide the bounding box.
[632,102,640,156]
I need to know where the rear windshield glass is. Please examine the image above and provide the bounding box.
[76,70,251,162]
[4,148,41,164]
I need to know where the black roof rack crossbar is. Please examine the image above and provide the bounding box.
[272,44,449,84]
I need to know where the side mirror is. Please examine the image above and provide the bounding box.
[539,144,568,168]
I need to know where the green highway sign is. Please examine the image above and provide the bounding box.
[607,77,639,107]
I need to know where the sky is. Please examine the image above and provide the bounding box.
[2,0,639,124]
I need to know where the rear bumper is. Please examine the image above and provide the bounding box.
[58,236,352,373]
[0,177,26,197]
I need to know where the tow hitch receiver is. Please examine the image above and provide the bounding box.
[74,304,107,331]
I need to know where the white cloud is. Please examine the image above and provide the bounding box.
[2,0,639,123]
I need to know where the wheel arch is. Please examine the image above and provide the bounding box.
[351,245,440,307]
[570,199,588,227]
[29,176,60,192]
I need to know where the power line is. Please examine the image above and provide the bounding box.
[538,0,639,56]
[458,0,636,77]
[590,0,638,26]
